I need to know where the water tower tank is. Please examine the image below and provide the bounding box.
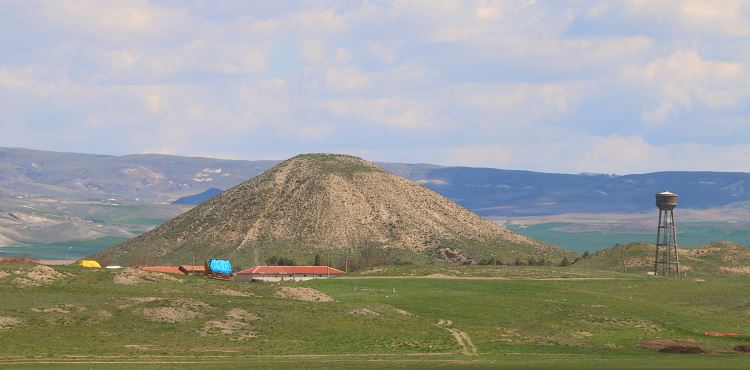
[655,191,678,210]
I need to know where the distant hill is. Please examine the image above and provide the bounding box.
[172,188,223,205]
[0,146,277,202]
[3,146,750,216]
[3,146,750,251]
[94,154,571,266]
[573,241,750,275]
[404,167,750,216]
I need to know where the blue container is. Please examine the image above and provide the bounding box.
[207,259,233,275]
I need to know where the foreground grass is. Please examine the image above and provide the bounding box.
[0,263,748,368]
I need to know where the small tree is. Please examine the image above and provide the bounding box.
[314,253,321,266]
[582,251,590,259]
[559,256,571,267]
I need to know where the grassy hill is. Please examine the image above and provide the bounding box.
[572,241,750,276]
[95,154,571,266]
[0,263,749,368]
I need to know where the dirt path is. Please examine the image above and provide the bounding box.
[447,328,478,355]
[338,275,627,281]
[436,319,477,355]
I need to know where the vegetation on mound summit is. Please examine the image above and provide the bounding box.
[293,153,384,178]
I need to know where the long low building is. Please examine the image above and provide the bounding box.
[141,266,183,274]
[235,265,345,282]
[178,265,206,275]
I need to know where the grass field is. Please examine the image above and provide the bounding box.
[1,263,749,368]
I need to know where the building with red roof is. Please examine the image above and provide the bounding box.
[178,265,206,275]
[235,265,345,282]
[141,266,183,274]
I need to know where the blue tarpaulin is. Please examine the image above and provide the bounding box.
[207,259,232,275]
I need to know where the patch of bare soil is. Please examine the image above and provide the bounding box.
[435,247,474,264]
[214,288,256,297]
[95,310,113,320]
[349,308,380,316]
[31,304,86,314]
[0,270,9,279]
[682,247,721,257]
[273,287,335,302]
[198,308,259,340]
[585,315,662,331]
[124,344,161,351]
[362,267,385,274]
[733,345,750,353]
[138,307,201,323]
[170,298,211,311]
[131,298,210,323]
[436,319,453,326]
[391,307,412,316]
[32,307,69,314]
[226,308,259,321]
[118,296,164,309]
[639,339,708,354]
[114,268,182,285]
[720,266,750,275]
[189,348,241,353]
[0,316,21,330]
[12,265,68,287]
[426,273,457,279]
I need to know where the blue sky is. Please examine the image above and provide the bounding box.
[1,1,749,173]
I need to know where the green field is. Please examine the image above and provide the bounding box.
[1,263,749,369]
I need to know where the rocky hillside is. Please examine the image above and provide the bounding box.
[573,241,750,275]
[95,154,571,266]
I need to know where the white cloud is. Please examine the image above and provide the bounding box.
[1,1,749,173]
[622,50,749,124]
[624,0,750,37]
[326,98,436,129]
[325,66,370,91]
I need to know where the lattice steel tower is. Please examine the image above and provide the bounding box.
[653,191,679,276]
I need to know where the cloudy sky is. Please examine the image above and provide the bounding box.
[1,1,749,173]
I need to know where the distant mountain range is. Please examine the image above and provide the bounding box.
[2,146,750,216]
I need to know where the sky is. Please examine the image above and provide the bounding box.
[1,1,749,174]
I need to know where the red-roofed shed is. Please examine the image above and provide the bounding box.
[141,266,183,274]
[235,265,345,282]
[179,265,206,275]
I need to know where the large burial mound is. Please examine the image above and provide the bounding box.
[95,154,570,266]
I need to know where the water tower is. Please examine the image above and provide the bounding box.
[653,191,679,276]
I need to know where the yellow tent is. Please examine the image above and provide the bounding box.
[76,260,102,268]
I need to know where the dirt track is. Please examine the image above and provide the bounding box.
[337,275,628,281]
[436,318,478,355]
